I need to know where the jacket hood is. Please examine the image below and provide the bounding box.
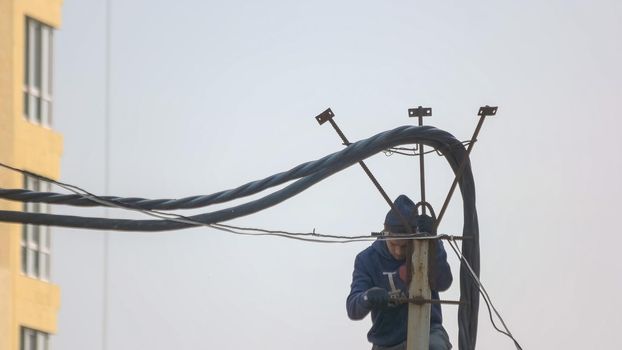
[384,194,417,233]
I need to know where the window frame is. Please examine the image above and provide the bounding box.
[23,17,54,127]
[21,174,51,281]
[20,327,50,350]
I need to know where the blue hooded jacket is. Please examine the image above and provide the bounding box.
[346,195,452,347]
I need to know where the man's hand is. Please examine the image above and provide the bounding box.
[363,287,389,310]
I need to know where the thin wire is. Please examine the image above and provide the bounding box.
[0,162,104,199]
[64,187,457,244]
[75,191,460,243]
[447,238,513,340]
[49,178,367,243]
[384,140,473,157]
[447,238,511,334]
[12,167,376,243]
[447,237,523,350]
[213,222,460,241]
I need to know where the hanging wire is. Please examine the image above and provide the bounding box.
[447,237,523,350]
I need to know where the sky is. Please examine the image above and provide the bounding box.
[50,1,622,349]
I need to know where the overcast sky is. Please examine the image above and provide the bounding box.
[50,1,622,349]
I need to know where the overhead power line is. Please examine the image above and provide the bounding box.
[0,125,473,231]
[0,123,481,350]
[0,130,470,212]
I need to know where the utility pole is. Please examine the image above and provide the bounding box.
[406,237,431,349]
[405,106,432,350]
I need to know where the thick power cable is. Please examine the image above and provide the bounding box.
[2,126,465,211]
[0,126,461,230]
[2,161,465,247]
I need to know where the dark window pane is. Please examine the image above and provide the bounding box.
[20,327,25,350]
[33,248,39,277]
[40,252,49,280]
[23,91,29,116]
[35,96,41,123]
[41,100,49,124]
[21,246,27,273]
[33,225,40,247]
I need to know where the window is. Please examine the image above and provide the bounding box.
[21,175,51,280]
[23,17,54,126]
[20,327,49,350]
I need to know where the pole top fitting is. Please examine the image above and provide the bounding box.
[478,105,498,117]
[408,106,432,118]
[315,108,335,125]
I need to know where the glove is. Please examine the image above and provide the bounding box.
[363,287,389,310]
[414,215,435,235]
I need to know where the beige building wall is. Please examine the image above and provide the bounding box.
[0,0,63,349]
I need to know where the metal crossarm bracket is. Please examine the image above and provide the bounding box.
[408,106,432,118]
[315,108,335,125]
[478,105,498,117]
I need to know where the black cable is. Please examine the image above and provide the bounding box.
[0,134,471,211]
[2,162,467,245]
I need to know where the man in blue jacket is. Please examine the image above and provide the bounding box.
[346,195,453,350]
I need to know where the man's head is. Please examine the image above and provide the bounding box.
[383,194,436,260]
[382,195,417,260]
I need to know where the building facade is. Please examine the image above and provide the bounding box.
[0,0,63,349]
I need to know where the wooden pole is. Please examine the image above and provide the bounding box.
[406,240,431,350]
